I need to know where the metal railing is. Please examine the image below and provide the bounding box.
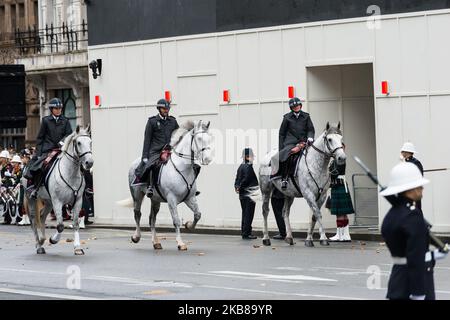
[352,173,379,227]
[13,20,88,55]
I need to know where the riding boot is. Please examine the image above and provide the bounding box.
[30,172,43,199]
[281,160,290,190]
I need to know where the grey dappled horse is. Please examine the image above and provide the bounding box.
[124,120,212,251]
[26,126,94,255]
[253,122,346,247]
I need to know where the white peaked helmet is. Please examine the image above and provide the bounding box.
[11,155,22,164]
[400,142,417,154]
[380,162,429,196]
[0,150,11,159]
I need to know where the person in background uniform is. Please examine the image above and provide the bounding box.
[235,148,259,240]
[381,162,448,300]
[135,98,179,198]
[400,142,423,175]
[277,97,315,190]
[326,144,354,242]
[18,149,32,226]
[25,98,73,198]
[400,142,423,210]
[0,150,12,180]
[270,188,287,240]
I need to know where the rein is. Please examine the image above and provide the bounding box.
[304,132,343,202]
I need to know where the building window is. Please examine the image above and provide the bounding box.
[55,89,77,130]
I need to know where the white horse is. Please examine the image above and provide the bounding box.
[26,126,94,255]
[121,120,213,251]
[252,122,346,247]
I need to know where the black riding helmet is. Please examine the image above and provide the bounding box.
[156,98,171,110]
[289,97,302,109]
[48,97,63,109]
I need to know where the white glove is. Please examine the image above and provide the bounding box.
[409,294,426,300]
[433,248,448,261]
[59,141,65,148]
[142,158,148,163]
[307,137,314,143]
[4,171,11,177]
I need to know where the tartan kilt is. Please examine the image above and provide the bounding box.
[325,183,355,216]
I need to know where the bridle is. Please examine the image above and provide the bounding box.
[310,132,344,159]
[304,131,344,201]
[63,134,93,165]
[172,128,211,165]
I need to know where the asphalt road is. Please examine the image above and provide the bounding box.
[1,224,450,300]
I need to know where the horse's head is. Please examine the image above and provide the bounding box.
[323,122,346,165]
[70,125,94,170]
[192,120,213,165]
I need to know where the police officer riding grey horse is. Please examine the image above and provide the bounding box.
[25,98,73,198]
[134,99,179,197]
[275,97,315,189]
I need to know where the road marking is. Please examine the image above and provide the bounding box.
[182,271,305,284]
[313,266,391,274]
[211,271,337,282]
[0,287,101,300]
[201,285,365,300]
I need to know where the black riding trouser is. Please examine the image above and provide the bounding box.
[240,198,255,237]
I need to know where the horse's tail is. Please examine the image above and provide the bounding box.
[246,186,263,203]
[116,197,134,208]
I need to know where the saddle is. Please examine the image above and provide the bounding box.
[43,149,61,171]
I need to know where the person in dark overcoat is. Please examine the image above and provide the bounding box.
[234,148,259,240]
[278,97,315,189]
[25,98,73,198]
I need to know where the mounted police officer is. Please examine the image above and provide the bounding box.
[277,97,315,189]
[25,98,73,198]
[135,98,179,198]
[381,162,448,300]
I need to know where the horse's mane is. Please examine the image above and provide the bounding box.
[170,120,196,147]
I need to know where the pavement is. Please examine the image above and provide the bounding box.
[1,224,450,300]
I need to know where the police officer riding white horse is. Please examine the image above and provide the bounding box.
[125,98,212,251]
[253,97,347,247]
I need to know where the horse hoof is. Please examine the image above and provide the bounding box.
[178,244,188,251]
[74,249,85,256]
[153,243,163,250]
[184,221,194,230]
[285,237,294,246]
[320,240,330,246]
[262,239,271,246]
[305,240,314,247]
[131,236,140,244]
[49,237,58,245]
[36,247,46,254]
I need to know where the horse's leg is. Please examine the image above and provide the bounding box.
[49,200,65,245]
[261,192,271,246]
[167,197,187,251]
[71,199,85,255]
[28,198,45,254]
[131,188,144,243]
[305,195,329,246]
[183,196,201,230]
[39,200,52,244]
[283,197,295,245]
[150,200,162,250]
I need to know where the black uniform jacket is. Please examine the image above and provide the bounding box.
[278,111,315,162]
[234,162,259,200]
[142,115,179,163]
[381,196,435,299]
[35,115,73,157]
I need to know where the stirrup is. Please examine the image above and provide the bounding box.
[281,180,288,189]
